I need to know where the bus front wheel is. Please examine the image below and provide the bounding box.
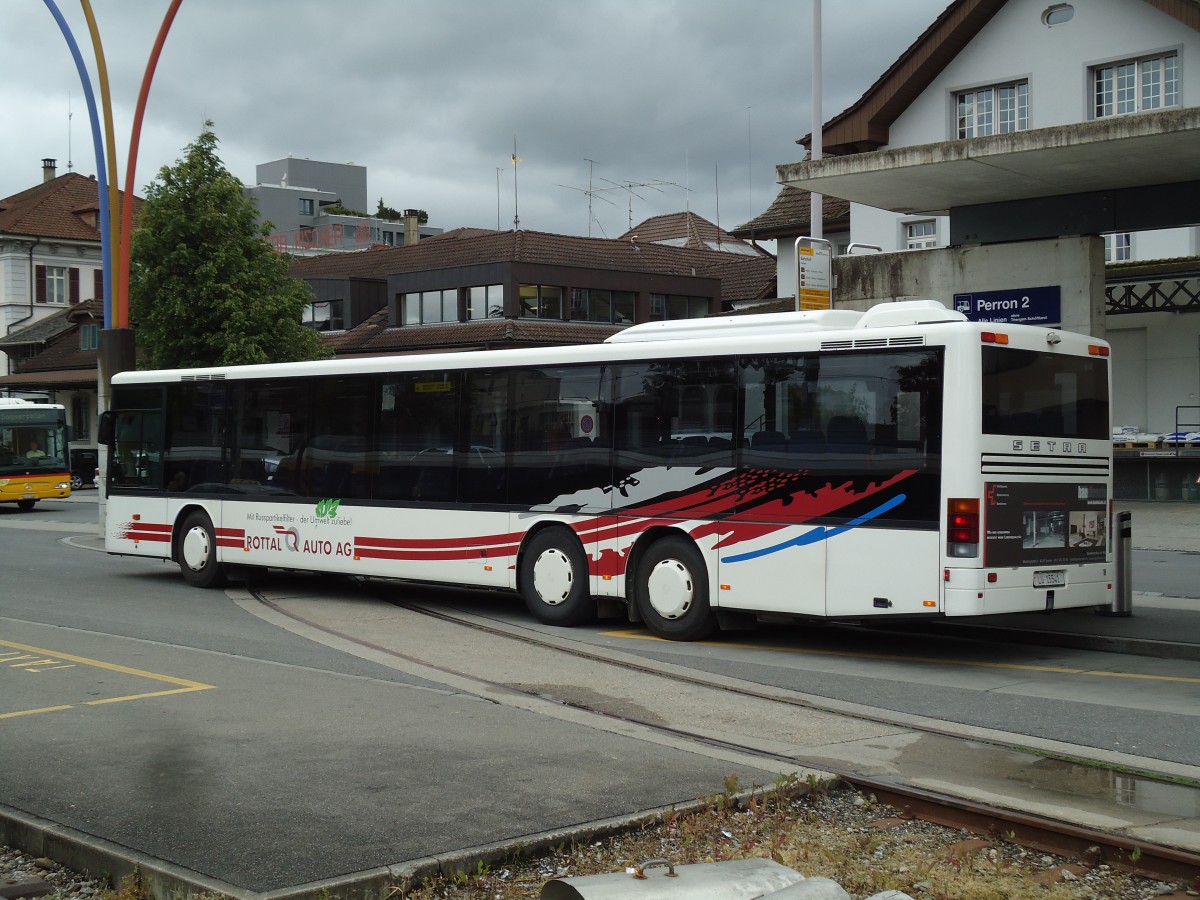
[519,528,595,627]
[16,499,35,511]
[636,535,716,641]
[178,510,225,588]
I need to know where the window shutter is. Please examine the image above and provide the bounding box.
[69,267,80,305]
[94,269,104,302]
[36,265,47,302]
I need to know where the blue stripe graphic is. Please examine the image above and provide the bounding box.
[720,494,908,564]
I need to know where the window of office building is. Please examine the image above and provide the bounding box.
[956,80,1029,138]
[401,289,458,325]
[468,285,504,320]
[905,220,937,250]
[1093,52,1177,118]
[305,299,345,331]
[519,284,563,319]
[648,294,710,321]
[569,288,636,324]
[299,198,314,216]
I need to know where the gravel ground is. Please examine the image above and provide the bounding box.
[1,782,1189,900]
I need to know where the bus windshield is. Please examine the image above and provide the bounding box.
[981,346,1109,440]
[0,405,68,474]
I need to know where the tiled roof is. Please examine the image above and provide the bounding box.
[291,226,776,304]
[12,300,102,373]
[619,211,769,255]
[731,186,852,238]
[0,173,141,241]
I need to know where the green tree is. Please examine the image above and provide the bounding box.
[130,123,330,368]
[375,200,427,224]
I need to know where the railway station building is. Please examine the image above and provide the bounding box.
[735,0,1200,500]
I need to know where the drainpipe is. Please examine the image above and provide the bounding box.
[4,238,42,376]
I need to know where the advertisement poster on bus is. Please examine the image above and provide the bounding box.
[984,481,1108,567]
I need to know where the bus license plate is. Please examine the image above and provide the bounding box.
[1033,570,1066,588]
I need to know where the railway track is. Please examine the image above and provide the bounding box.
[249,579,1200,891]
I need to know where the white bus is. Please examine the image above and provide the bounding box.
[99,300,1113,640]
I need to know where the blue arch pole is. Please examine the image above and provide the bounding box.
[42,0,113,328]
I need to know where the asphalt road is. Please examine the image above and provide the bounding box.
[1,510,780,892]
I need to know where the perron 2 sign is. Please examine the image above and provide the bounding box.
[953,285,1061,325]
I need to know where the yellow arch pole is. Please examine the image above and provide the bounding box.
[79,0,123,323]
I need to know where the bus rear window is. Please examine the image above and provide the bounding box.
[982,346,1108,440]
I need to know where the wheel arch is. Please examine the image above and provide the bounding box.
[171,502,218,563]
[516,519,586,578]
[624,524,699,623]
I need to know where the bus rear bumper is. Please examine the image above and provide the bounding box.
[944,578,1113,616]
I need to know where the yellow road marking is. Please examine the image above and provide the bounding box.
[0,639,215,719]
[603,630,1200,684]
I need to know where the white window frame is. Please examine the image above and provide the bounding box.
[1104,233,1132,263]
[46,266,68,304]
[1092,52,1178,119]
[955,80,1029,138]
[904,220,938,250]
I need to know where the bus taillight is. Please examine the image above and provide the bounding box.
[947,498,980,558]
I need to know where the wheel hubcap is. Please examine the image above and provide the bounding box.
[532,548,573,605]
[182,526,212,573]
[646,558,694,619]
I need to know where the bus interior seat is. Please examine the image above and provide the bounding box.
[825,416,868,452]
[788,428,825,454]
[750,430,786,450]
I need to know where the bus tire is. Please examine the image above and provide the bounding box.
[16,499,35,511]
[519,528,595,627]
[636,535,716,641]
[178,510,225,588]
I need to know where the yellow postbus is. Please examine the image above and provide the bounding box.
[0,398,71,511]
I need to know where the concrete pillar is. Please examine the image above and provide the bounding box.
[832,236,1106,340]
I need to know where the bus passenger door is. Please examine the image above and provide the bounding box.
[102,409,170,559]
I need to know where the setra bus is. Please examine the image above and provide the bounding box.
[99,299,1113,640]
[0,397,72,510]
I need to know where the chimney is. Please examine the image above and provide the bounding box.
[42,158,57,182]
[403,209,420,246]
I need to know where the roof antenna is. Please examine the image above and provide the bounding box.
[67,91,74,173]
[511,137,522,230]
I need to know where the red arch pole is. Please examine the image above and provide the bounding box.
[118,0,183,329]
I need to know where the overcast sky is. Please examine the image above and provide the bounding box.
[1,1,949,239]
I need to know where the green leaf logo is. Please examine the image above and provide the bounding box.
[315,498,341,518]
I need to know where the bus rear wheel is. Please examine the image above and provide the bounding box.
[519,528,595,626]
[636,535,716,641]
[178,510,225,588]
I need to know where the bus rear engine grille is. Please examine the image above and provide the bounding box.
[980,453,1111,477]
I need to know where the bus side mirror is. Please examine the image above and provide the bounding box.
[98,411,115,446]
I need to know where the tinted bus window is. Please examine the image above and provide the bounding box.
[166,382,227,491]
[982,347,1108,439]
[509,364,606,509]
[377,372,459,503]
[740,350,943,525]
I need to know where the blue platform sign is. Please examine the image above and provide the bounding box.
[953,285,1061,325]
